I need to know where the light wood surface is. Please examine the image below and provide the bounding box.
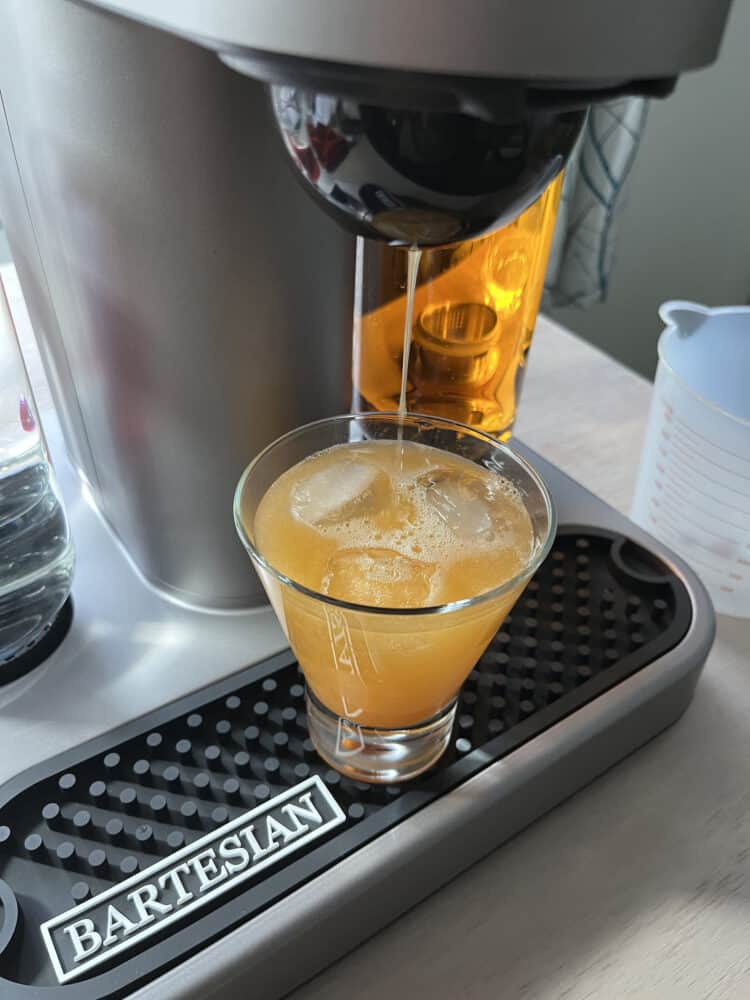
[291,315,750,1000]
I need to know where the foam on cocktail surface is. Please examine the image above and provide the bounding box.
[256,440,533,608]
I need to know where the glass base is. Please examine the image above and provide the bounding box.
[305,688,457,784]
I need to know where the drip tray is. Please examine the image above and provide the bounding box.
[0,507,713,1000]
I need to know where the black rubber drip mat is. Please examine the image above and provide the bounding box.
[0,527,692,997]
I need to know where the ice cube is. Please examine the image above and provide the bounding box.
[321,547,437,607]
[417,468,497,541]
[291,460,391,528]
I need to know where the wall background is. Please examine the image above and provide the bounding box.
[548,0,750,377]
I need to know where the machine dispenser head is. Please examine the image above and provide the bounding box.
[268,89,586,245]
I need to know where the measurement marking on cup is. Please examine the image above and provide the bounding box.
[324,607,364,682]
[652,478,750,534]
[335,718,366,758]
[649,515,734,578]
[650,496,736,554]
[670,424,750,482]
[666,429,750,492]
[662,465,750,521]
[653,510,726,559]
[651,492,736,546]
[662,401,750,468]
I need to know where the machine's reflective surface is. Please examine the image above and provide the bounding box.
[270,88,585,245]
[0,0,355,610]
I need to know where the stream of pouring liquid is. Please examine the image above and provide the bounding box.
[397,247,422,440]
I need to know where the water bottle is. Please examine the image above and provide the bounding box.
[0,276,74,670]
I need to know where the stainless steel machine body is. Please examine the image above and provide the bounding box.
[0,0,731,609]
[0,1,355,609]
[78,0,730,85]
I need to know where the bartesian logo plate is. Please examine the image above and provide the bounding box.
[40,775,345,984]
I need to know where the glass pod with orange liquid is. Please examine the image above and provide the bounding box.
[352,175,563,438]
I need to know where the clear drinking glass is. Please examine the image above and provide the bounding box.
[0,275,74,671]
[234,413,555,783]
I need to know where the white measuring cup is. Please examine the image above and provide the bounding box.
[631,301,750,618]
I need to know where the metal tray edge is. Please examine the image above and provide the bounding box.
[133,564,714,1000]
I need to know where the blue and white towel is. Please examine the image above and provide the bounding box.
[544,97,649,308]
